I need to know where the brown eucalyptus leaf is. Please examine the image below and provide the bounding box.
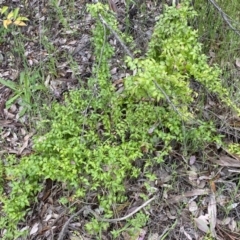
[210,156,240,167]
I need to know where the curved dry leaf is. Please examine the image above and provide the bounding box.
[166,209,177,220]
[180,226,193,240]
[229,219,237,232]
[18,132,35,155]
[189,201,198,212]
[216,195,229,207]
[210,156,240,167]
[44,214,53,222]
[108,0,118,13]
[30,222,39,235]
[218,217,231,225]
[194,217,209,233]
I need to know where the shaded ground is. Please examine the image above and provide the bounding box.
[1,0,240,239]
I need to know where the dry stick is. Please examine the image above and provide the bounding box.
[57,207,87,240]
[57,196,157,240]
[153,80,182,117]
[88,195,157,223]
[208,0,240,37]
[98,14,134,59]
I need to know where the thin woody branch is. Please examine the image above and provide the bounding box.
[98,14,134,58]
[208,0,240,37]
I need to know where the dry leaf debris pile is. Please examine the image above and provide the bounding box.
[1,0,240,239]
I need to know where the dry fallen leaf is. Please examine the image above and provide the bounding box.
[208,194,217,238]
[210,156,240,167]
[236,58,240,68]
[229,218,237,232]
[216,194,229,207]
[218,217,231,225]
[167,189,210,204]
[188,201,198,213]
[18,131,35,155]
[194,215,209,233]
[166,208,177,220]
[30,222,39,235]
[180,226,193,240]
[189,155,196,165]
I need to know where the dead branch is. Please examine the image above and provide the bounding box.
[57,207,87,240]
[98,14,134,58]
[57,196,157,240]
[208,0,240,37]
[88,195,157,223]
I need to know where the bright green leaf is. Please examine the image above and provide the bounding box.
[1,6,9,15]
[5,93,22,109]
[0,78,18,91]
[13,7,19,20]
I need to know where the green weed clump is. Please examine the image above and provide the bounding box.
[125,2,236,114]
[0,1,233,238]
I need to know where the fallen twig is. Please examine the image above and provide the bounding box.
[57,207,87,240]
[88,195,157,223]
[93,0,133,58]
[98,14,134,58]
[57,195,157,240]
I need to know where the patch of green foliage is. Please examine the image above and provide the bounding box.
[226,143,240,156]
[0,1,234,238]
[125,2,237,114]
